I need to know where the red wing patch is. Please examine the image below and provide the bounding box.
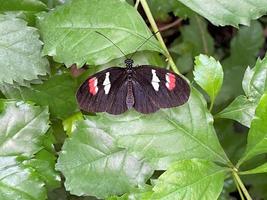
[88,77,98,95]
[166,73,176,90]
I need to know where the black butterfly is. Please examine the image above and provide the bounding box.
[76,58,190,115]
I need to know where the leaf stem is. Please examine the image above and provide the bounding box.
[232,170,252,200]
[139,0,179,74]
[209,99,214,112]
[233,173,245,200]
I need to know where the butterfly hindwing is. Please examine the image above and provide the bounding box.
[132,80,160,114]
[132,65,190,112]
[76,67,128,115]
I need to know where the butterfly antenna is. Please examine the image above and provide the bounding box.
[95,31,127,58]
[129,31,160,60]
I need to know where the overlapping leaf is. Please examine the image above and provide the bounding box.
[0,100,52,200]
[218,55,267,127]
[0,73,78,119]
[0,14,49,85]
[38,0,163,67]
[238,93,267,166]
[56,119,153,199]
[194,55,223,107]
[85,88,229,169]
[152,159,226,200]
[176,0,267,26]
[216,20,264,106]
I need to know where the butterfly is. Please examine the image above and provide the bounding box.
[76,58,190,115]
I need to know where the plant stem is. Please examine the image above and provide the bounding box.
[139,0,179,74]
[233,173,245,200]
[209,99,214,112]
[134,0,140,8]
[232,171,252,200]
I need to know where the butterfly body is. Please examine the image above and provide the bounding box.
[76,59,190,115]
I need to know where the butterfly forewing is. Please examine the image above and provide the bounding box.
[132,65,190,113]
[76,67,128,115]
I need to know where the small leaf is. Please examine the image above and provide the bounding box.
[0,100,51,200]
[218,55,267,127]
[23,149,61,189]
[152,159,226,200]
[176,0,267,26]
[240,163,267,175]
[193,54,223,107]
[216,96,256,127]
[38,0,163,67]
[56,119,153,199]
[85,88,229,169]
[62,112,83,136]
[0,14,49,85]
[238,93,267,166]
[0,73,78,119]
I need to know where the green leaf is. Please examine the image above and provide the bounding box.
[218,55,267,127]
[0,100,50,200]
[170,15,214,73]
[0,100,50,156]
[176,0,267,26]
[0,156,47,200]
[56,119,153,199]
[85,88,229,169]
[238,93,267,166]
[0,73,78,119]
[194,54,223,108]
[38,0,163,67]
[0,0,47,12]
[216,96,256,127]
[151,159,226,200]
[0,14,49,85]
[240,162,267,175]
[216,20,264,106]
[23,149,61,189]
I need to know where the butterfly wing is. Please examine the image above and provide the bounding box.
[76,67,129,115]
[132,65,190,113]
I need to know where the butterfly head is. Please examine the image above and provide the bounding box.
[125,58,134,69]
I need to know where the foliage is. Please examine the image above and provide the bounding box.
[0,0,267,200]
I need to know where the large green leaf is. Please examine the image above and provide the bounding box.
[193,55,223,108]
[0,73,78,119]
[84,88,229,169]
[151,159,226,200]
[0,100,51,200]
[176,0,267,26]
[216,20,264,106]
[0,0,47,12]
[56,119,153,199]
[238,93,267,166]
[38,0,163,67]
[217,55,267,127]
[0,14,49,85]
